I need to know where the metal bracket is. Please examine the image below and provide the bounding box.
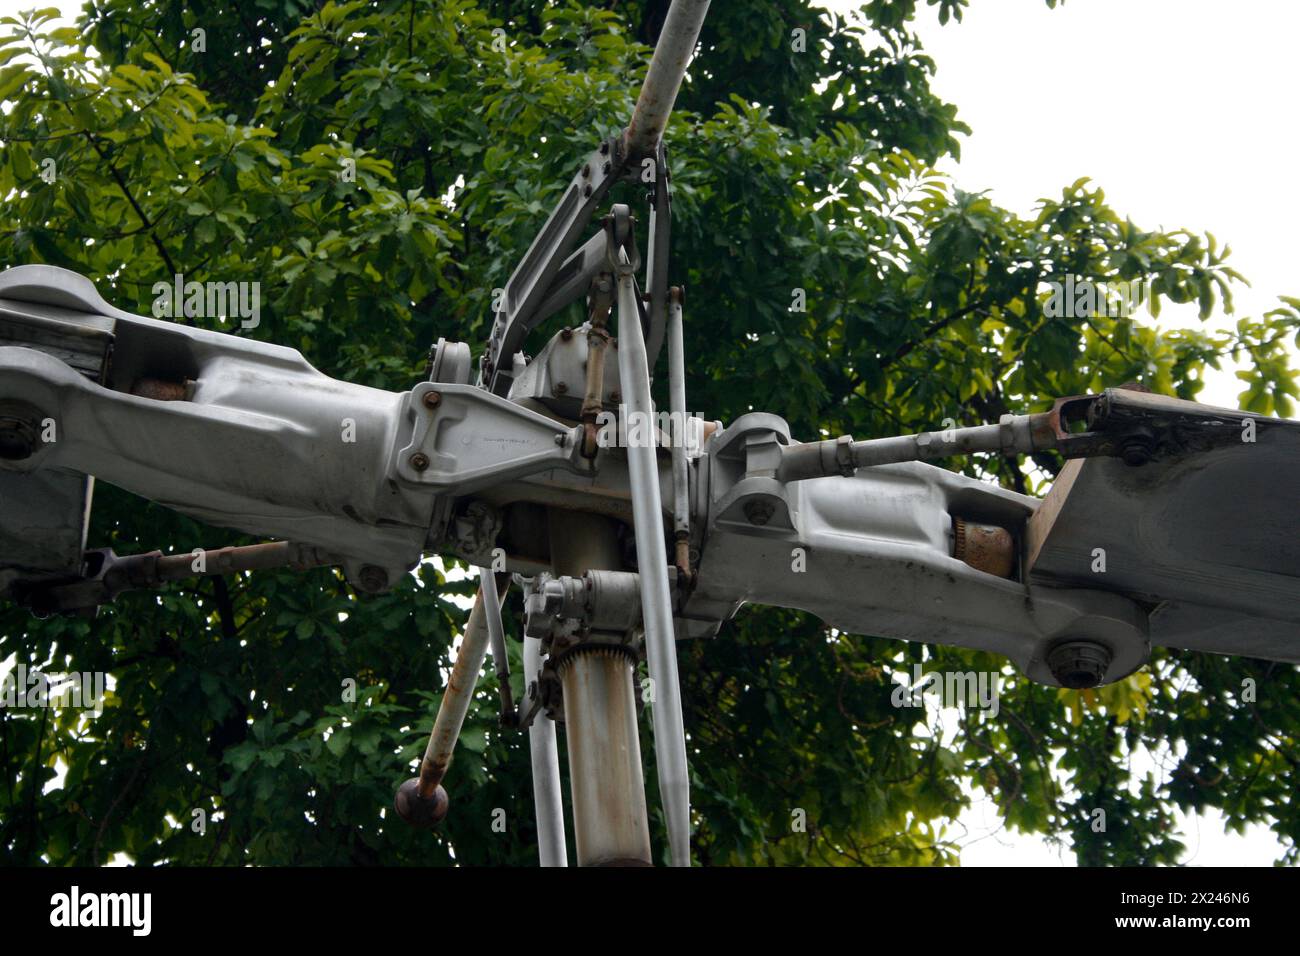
[523,569,647,642]
[483,138,626,396]
[643,142,671,366]
[392,382,587,494]
[604,204,642,275]
[519,569,673,727]
[1049,387,1277,465]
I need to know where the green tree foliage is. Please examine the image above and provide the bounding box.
[1,0,1297,865]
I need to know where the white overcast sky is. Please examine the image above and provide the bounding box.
[869,0,1299,411]
[2,0,1293,866]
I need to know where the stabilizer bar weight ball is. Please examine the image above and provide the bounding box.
[394,777,449,828]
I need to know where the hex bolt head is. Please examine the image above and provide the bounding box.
[422,390,442,409]
[358,564,389,593]
[1047,641,1113,689]
[0,401,44,461]
[0,417,37,461]
[410,452,431,472]
[743,498,776,527]
[1120,439,1152,466]
[1118,426,1155,466]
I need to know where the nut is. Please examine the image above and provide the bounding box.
[0,416,38,461]
[743,498,776,527]
[1118,426,1155,466]
[1047,641,1113,689]
[0,400,45,461]
[410,452,430,472]
[358,564,389,593]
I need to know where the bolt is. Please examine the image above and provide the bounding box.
[411,452,430,472]
[422,390,442,409]
[1047,641,1113,689]
[1120,438,1152,466]
[743,498,776,527]
[552,382,568,396]
[0,417,37,461]
[358,564,389,593]
[609,389,621,403]
[1118,426,1155,466]
[560,327,573,341]
[0,402,43,461]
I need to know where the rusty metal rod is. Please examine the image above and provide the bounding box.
[777,413,1057,482]
[547,509,652,865]
[558,646,652,866]
[27,541,338,615]
[151,541,334,580]
[580,321,611,459]
[623,0,711,160]
[416,569,509,797]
